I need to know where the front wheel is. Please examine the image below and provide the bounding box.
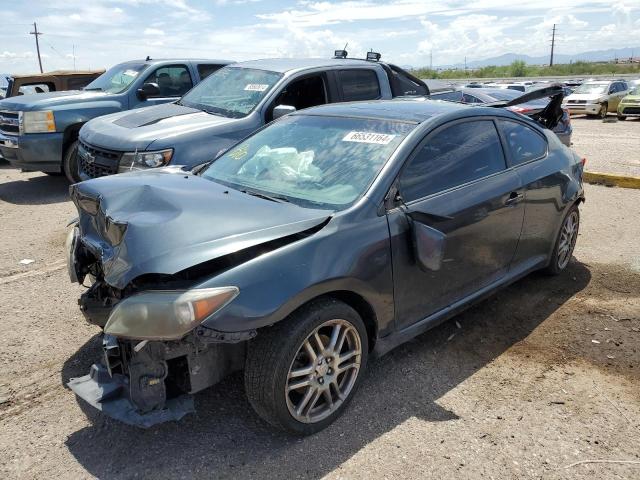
[598,102,608,119]
[62,140,80,183]
[245,298,368,435]
[617,114,626,121]
[545,205,580,275]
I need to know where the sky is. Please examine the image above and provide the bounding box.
[1,0,639,74]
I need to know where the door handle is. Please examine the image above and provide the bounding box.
[505,191,524,206]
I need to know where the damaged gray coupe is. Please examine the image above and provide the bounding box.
[67,92,584,435]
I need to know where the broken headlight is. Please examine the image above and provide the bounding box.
[104,287,239,340]
[118,149,173,172]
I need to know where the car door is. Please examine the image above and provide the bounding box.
[131,64,193,108]
[264,71,335,122]
[386,118,524,330]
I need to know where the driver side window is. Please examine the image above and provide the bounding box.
[143,65,192,98]
[267,74,328,122]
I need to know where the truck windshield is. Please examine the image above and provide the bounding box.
[201,115,415,209]
[179,67,282,119]
[84,63,147,94]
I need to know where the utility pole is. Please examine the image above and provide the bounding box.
[72,44,76,70]
[30,22,43,73]
[549,23,556,67]
[430,49,432,70]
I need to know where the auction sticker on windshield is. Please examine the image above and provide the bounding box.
[244,84,269,92]
[342,131,396,145]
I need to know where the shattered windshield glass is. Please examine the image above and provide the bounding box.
[202,115,415,209]
[179,67,282,118]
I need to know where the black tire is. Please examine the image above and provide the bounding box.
[598,102,608,119]
[544,204,580,275]
[245,298,369,435]
[62,140,80,183]
[617,115,626,121]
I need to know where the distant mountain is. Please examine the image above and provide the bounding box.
[439,47,640,69]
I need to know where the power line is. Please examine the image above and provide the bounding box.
[29,22,43,73]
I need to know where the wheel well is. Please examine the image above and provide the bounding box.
[62,123,83,156]
[320,291,378,352]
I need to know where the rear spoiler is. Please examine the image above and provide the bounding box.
[486,84,565,130]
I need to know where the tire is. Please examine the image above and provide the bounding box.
[62,140,80,184]
[544,205,580,275]
[617,115,626,121]
[245,298,369,435]
[598,102,608,119]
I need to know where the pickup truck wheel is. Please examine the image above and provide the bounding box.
[544,205,580,275]
[62,140,80,183]
[598,103,608,119]
[617,114,626,121]
[245,298,368,435]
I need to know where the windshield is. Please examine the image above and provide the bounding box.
[201,115,415,209]
[630,87,640,95]
[574,83,608,95]
[179,67,282,118]
[482,89,521,101]
[83,63,147,94]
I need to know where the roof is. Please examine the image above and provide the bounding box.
[10,69,105,79]
[296,99,469,123]
[229,57,381,73]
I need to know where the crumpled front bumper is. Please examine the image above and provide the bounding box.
[68,363,195,428]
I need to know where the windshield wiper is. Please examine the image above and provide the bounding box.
[240,189,290,203]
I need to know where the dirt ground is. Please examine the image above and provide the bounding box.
[571,115,640,178]
[0,158,639,478]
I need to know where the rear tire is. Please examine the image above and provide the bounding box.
[62,140,80,183]
[245,298,368,435]
[544,205,580,275]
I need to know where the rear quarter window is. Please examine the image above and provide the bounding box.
[498,120,548,166]
[338,69,381,101]
[197,64,225,80]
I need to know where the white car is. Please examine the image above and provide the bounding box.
[562,80,629,118]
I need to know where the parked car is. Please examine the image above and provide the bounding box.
[0,58,231,182]
[429,87,572,147]
[0,70,104,99]
[76,53,429,181]
[66,88,584,434]
[562,80,629,118]
[617,85,640,120]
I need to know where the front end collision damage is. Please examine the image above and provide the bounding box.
[66,174,332,427]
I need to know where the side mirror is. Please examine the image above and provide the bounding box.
[273,104,296,120]
[405,210,451,272]
[136,82,161,101]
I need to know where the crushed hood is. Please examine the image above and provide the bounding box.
[70,168,331,289]
[0,90,109,111]
[81,102,240,151]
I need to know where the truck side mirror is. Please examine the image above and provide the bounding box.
[136,82,161,101]
[273,104,296,120]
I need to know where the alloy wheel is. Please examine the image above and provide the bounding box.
[285,319,362,424]
[557,210,579,269]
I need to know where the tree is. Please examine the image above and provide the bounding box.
[509,60,527,77]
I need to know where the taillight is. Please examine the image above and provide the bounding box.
[508,106,532,114]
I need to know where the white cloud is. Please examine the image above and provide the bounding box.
[144,28,165,36]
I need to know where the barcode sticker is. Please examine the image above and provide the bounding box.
[342,131,396,145]
[244,84,269,92]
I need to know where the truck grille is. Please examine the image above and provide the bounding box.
[77,140,121,179]
[0,110,19,135]
[622,107,640,115]
[567,100,587,104]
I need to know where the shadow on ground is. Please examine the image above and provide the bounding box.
[0,170,69,205]
[61,262,591,479]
